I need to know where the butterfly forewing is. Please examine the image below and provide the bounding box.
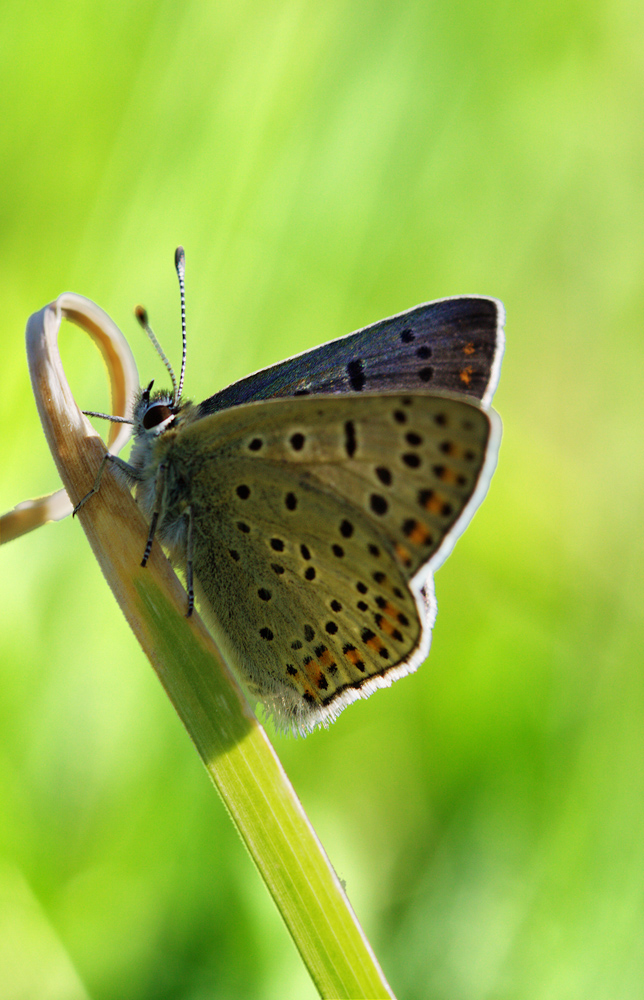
[158,391,497,731]
[198,297,504,417]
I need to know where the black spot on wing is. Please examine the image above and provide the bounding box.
[346,359,366,391]
[344,420,357,457]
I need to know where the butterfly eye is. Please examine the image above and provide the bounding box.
[143,402,173,429]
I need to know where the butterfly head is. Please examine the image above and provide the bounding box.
[128,378,195,483]
[133,379,182,438]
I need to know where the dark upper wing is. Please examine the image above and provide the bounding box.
[198,296,505,418]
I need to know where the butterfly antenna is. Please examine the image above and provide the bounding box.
[82,410,134,424]
[175,246,187,406]
[134,304,178,404]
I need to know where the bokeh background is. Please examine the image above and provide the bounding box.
[1,1,643,997]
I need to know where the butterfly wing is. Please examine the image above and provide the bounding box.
[160,391,500,732]
[198,297,504,417]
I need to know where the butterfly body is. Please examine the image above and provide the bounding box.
[84,273,504,732]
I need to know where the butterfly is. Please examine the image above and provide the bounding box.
[79,249,504,732]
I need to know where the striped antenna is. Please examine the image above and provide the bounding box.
[174,246,187,406]
[82,410,134,424]
[134,305,178,404]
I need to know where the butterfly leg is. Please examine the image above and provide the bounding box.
[138,465,193,617]
[141,461,167,568]
[73,452,141,515]
[185,505,194,618]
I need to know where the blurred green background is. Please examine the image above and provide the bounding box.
[1,1,643,997]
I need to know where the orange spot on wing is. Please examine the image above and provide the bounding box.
[463,342,475,355]
[459,365,473,386]
[423,493,445,515]
[365,635,383,652]
[407,522,432,546]
[395,543,412,566]
[317,648,336,669]
[302,660,320,688]
[344,647,367,672]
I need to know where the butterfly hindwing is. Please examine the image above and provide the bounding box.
[156,391,498,730]
[198,297,504,417]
